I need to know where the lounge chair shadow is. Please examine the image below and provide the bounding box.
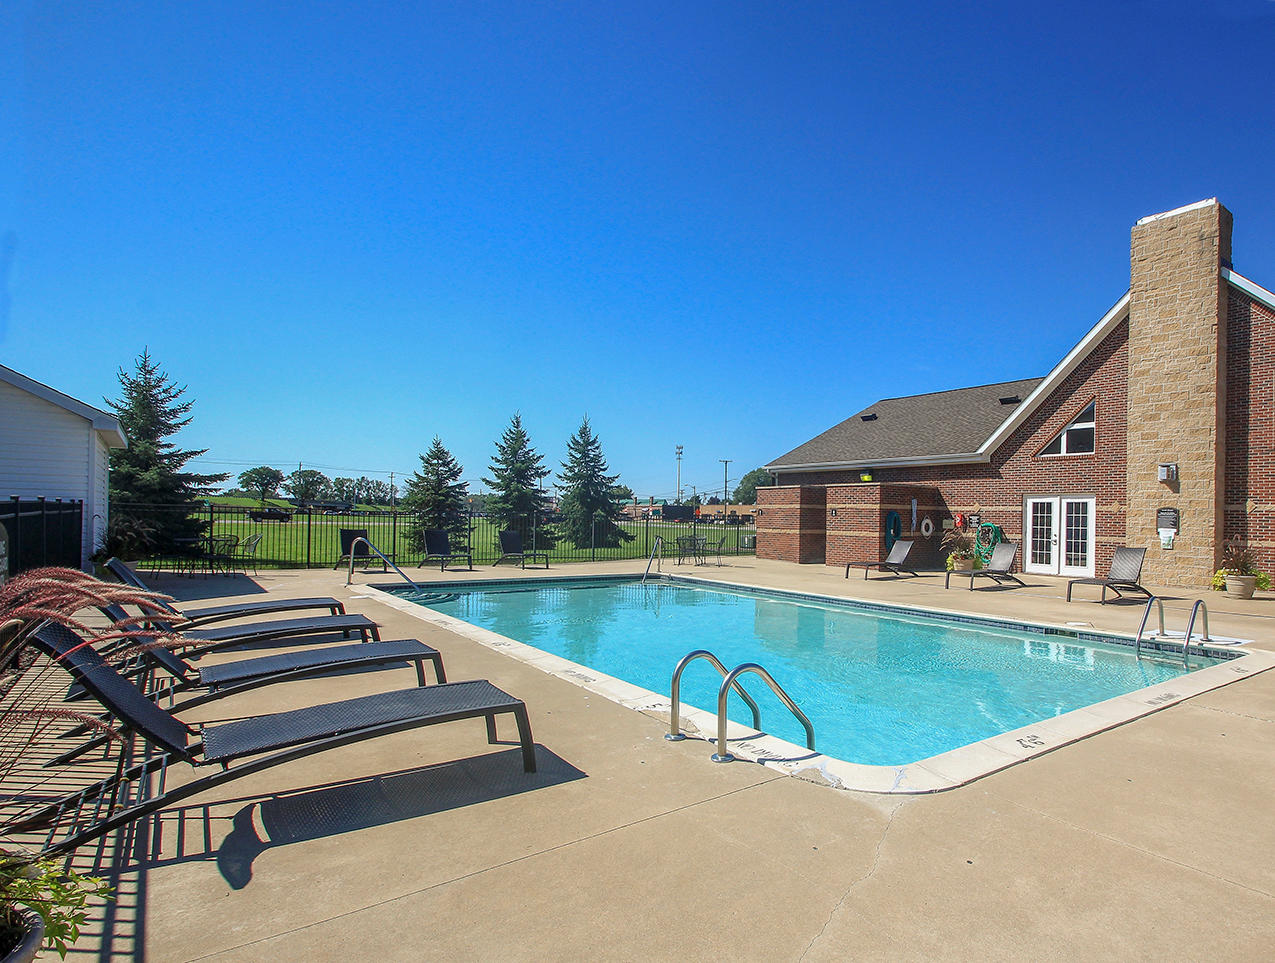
[214,747,583,889]
[144,573,270,600]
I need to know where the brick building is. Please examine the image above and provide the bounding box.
[757,199,1275,588]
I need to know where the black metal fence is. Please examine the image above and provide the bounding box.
[0,497,85,579]
[117,503,757,570]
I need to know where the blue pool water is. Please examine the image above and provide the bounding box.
[399,577,1218,766]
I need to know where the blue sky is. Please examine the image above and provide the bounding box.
[3,1,1274,501]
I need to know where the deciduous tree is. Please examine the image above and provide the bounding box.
[238,466,285,503]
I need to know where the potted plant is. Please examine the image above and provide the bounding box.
[1211,542,1270,599]
[942,527,980,571]
[1,567,177,960]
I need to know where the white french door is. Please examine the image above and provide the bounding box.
[1024,496,1095,577]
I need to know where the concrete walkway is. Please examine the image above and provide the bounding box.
[59,560,1275,960]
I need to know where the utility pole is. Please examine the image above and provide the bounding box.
[389,471,396,508]
[720,459,731,519]
[675,446,683,504]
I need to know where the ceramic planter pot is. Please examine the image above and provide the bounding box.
[951,557,976,572]
[1224,574,1257,599]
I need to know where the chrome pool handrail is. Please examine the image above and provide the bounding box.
[1180,599,1210,670]
[712,662,815,763]
[1133,596,1166,661]
[642,536,664,583]
[666,649,761,741]
[345,536,427,595]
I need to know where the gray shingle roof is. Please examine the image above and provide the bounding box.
[766,378,1044,469]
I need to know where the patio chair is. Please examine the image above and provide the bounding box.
[676,535,706,565]
[231,532,264,575]
[945,542,1025,590]
[418,530,473,572]
[55,630,447,764]
[104,603,381,657]
[106,558,346,628]
[333,528,388,572]
[1066,547,1152,604]
[705,536,728,566]
[494,530,549,569]
[207,534,239,576]
[848,540,919,579]
[20,622,536,857]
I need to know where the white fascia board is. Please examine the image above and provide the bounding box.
[0,363,128,448]
[766,290,1131,477]
[974,290,1130,457]
[764,450,990,474]
[1224,269,1275,313]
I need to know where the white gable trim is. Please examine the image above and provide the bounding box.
[1225,269,1275,313]
[766,291,1131,474]
[0,364,127,448]
[974,291,1130,458]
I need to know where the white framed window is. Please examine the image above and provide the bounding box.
[1039,399,1095,456]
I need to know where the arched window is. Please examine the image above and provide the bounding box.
[1039,399,1095,456]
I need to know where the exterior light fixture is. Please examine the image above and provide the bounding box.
[859,472,873,482]
[1157,463,1178,483]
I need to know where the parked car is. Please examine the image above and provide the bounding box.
[248,508,291,522]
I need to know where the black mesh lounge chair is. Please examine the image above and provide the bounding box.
[494,530,549,569]
[104,603,380,657]
[418,530,473,572]
[945,542,1025,590]
[19,622,536,857]
[106,558,346,628]
[1066,547,1151,604]
[55,632,447,764]
[333,529,388,571]
[848,540,919,579]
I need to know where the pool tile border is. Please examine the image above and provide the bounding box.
[362,574,1275,794]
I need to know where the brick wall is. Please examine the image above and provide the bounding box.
[1224,286,1275,573]
[756,485,827,563]
[824,483,946,570]
[1127,201,1231,586]
[779,319,1129,573]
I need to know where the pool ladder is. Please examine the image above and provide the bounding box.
[666,649,815,762]
[1133,596,1210,670]
[642,536,664,583]
[344,536,432,596]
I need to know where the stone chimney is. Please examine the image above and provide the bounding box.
[1126,199,1232,586]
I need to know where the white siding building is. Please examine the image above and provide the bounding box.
[0,364,127,568]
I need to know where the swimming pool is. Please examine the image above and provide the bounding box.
[375,575,1264,786]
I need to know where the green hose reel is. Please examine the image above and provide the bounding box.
[974,522,1003,564]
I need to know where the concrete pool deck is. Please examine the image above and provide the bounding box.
[52,559,1275,959]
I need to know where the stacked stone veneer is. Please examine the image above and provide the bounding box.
[1224,287,1275,573]
[1127,202,1231,586]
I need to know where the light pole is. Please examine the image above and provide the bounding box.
[675,445,683,504]
[720,459,731,522]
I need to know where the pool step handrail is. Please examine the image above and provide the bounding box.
[1134,596,1208,669]
[712,663,815,762]
[345,536,428,595]
[666,649,761,741]
[642,536,664,583]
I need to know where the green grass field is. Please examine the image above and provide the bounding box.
[172,504,755,569]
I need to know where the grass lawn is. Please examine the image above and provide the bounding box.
[173,505,755,568]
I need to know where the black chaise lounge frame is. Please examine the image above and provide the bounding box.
[17,623,536,857]
[1066,546,1152,604]
[849,539,919,579]
[56,631,447,764]
[418,530,473,572]
[494,530,549,569]
[107,558,345,628]
[945,542,1026,590]
[106,604,381,656]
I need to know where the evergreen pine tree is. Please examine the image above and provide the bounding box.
[106,349,228,550]
[557,416,633,547]
[402,436,470,550]
[482,414,553,547]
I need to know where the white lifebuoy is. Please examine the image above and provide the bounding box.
[919,516,935,538]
